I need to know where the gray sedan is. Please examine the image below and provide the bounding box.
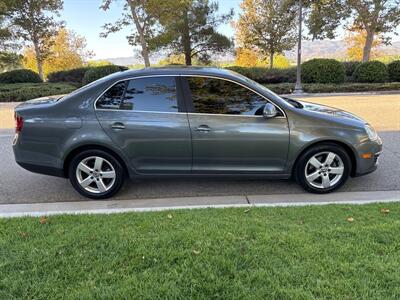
[12,67,382,199]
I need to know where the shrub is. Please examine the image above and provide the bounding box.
[0,83,76,102]
[47,67,91,85]
[225,66,296,84]
[388,60,400,82]
[354,61,388,83]
[0,69,42,83]
[301,58,346,84]
[342,61,361,78]
[82,65,128,85]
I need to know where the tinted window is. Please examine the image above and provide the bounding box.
[122,77,178,112]
[96,81,126,109]
[187,77,267,115]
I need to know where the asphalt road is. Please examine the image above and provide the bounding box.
[1,94,399,204]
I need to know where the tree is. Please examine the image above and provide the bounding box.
[0,51,21,71]
[236,0,297,69]
[7,0,63,79]
[307,0,400,62]
[100,0,163,67]
[345,27,382,61]
[22,28,93,78]
[156,0,233,65]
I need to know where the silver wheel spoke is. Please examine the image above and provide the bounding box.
[330,166,344,175]
[94,157,104,171]
[322,175,331,188]
[306,171,321,182]
[324,153,336,166]
[80,176,94,188]
[305,151,344,190]
[78,162,92,175]
[96,179,107,193]
[101,170,115,179]
[76,156,116,194]
[309,157,322,168]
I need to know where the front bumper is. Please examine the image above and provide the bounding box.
[354,137,383,177]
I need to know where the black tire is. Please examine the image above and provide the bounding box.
[295,143,351,194]
[68,149,124,199]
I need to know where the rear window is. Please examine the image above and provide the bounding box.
[96,77,178,112]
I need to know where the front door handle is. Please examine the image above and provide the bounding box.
[111,122,125,130]
[194,125,211,132]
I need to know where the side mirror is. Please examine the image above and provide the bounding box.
[263,103,278,119]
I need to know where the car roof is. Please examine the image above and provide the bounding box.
[117,66,236,78]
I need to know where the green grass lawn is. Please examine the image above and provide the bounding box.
[1,203,400,299]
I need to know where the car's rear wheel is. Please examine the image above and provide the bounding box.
[295,143,351,193]
[69,149,124,199]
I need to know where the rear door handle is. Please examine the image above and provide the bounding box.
[111,122,125,129]
[194,125,211,132]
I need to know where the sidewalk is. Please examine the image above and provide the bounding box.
[1,190,399,218]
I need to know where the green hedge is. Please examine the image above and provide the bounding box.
[354,61,388,83]
[225,66,296,84]
[0,83,76,102]
[0,69,42,84]
[47,67,91,85]
[263,82,400,94]
[301,58,346,84]
[388,60,400,82]
[82,65,128,85]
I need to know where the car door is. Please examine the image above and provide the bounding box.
[182,76,289,174]
[95,76,192,174]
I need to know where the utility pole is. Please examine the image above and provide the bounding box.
[293,0,303,95]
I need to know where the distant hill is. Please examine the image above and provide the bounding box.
[99,39,400,66]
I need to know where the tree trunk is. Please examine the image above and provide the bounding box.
[362,29,374,62]
[128,1,151,67]
[182,11,192,66]
[269,53,274,69]
[33,41,44,80]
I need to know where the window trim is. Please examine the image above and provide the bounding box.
[94,75,185,113]
[180,75,286,118]
[93,74,286,118]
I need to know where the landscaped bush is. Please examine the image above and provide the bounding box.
[82,65,128,85]
[262,82,400,95]
[354,61,388,83]
[342,61,361,79]
[301,58,346,84]
[47,67,91,85]
[0,83,76,102]
[0,69,42,84]
[388,60,400,82]
[225,66,296,84]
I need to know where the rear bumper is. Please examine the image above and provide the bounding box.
[16,161,66,178]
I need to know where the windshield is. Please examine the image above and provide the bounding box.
[58,71,124,101]
[228,70,298,108]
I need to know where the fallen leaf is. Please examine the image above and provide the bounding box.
[380,208,390,214]
[297,220,304,225]
[20,232,29,238]
[39,217,47,224]
[167,214,173,219]
[192,250,201,255]
[346,217,354,222]
[243,209,251,213]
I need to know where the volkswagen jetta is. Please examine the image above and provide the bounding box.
[12,67,382,199]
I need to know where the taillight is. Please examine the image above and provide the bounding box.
[14,112,23,133]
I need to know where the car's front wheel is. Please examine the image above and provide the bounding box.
[69,149,124,199]
[295,143,351,193]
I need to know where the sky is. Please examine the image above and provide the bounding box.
[63,0,241,59]
[62,0,399,60]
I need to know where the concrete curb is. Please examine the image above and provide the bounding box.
[1,190,399,218]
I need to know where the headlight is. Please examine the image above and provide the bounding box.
[365,124,378,141]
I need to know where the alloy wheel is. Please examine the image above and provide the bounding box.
[75,156,116,194]
[304,151,344,189]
